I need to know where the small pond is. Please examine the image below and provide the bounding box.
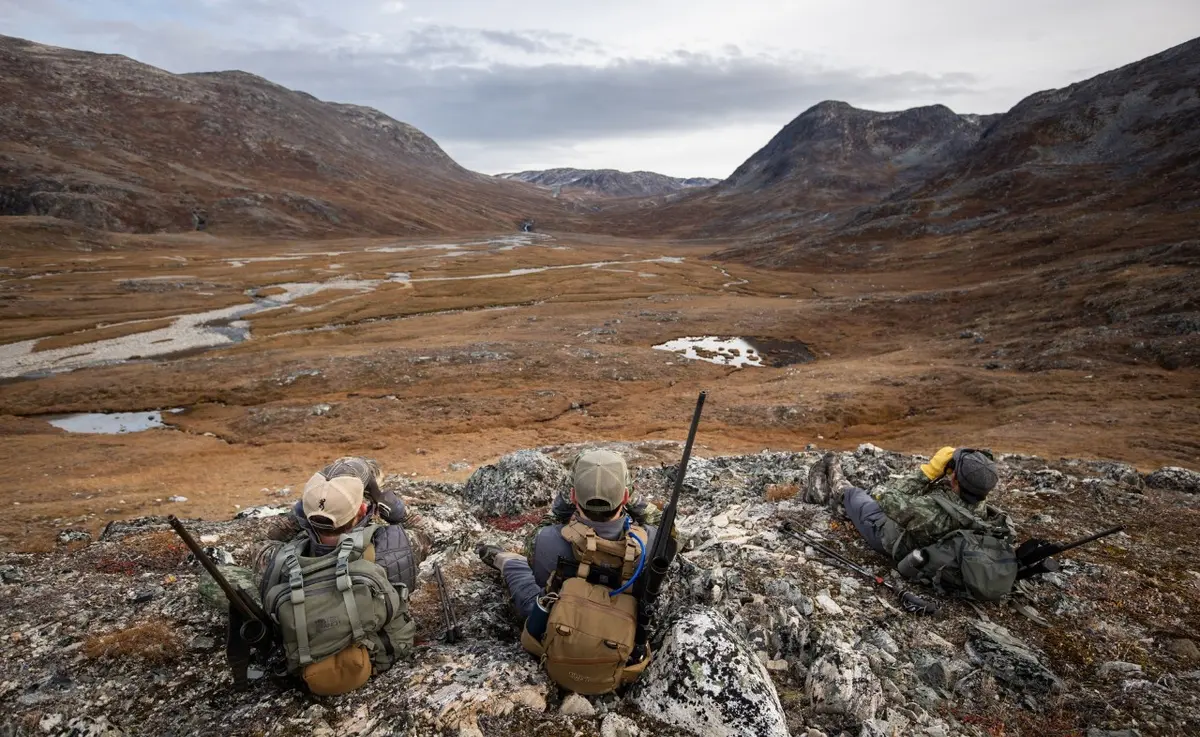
[47,408,184,434]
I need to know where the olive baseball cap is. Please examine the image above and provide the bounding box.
[302,471,365,530]
[571,449,631,513]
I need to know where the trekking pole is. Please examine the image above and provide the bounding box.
[433,563,461,644]
[781,522,940,616]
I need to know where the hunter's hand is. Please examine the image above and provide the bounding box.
[920,446,956,481]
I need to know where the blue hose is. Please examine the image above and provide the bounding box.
[609,517,646,597]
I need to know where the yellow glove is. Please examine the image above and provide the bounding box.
[920,447,956,480]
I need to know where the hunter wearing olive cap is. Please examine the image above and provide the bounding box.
[477,449,662,622]
[819,446,1012,562]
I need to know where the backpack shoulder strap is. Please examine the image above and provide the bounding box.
[333,536,367,644]
[561,519,630,581]
[623,525,648,582]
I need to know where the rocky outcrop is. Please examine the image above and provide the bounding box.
[3,443,1198,736]
[806,633,882,722]
[965,622,1063,693]
[1144,466,1200,494]
[461,449,569,517]
[631,608,790,737]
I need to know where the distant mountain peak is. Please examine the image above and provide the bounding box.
[497,168,720,198]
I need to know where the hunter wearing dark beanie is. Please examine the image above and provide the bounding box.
[950,448,999,504]
[822,444,1013,564]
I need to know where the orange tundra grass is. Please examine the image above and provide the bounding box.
[765,483,800,502]
[84,621,184,664]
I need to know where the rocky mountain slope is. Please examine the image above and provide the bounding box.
[4,441,1199,736]
[497,168,719,198]
[0,35,566,236]
[711,35,1200,259]
[720,102,998,201]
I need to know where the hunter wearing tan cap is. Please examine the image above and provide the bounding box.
[261,456,429,595]
[477,449,661,621]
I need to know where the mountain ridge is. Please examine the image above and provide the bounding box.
[0,34,567,236]
[497,167,720,198]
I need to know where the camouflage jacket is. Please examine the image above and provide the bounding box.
[875,470,1014,555]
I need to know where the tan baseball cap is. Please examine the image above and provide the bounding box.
[302,471,365,530]
[571,449,630,514]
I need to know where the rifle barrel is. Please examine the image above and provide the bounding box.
[1056,525,1124,553]
[640,391,706,602]
[167,515,270,624]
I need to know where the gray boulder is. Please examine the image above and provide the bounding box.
[1144,466,1200,494]
[965,622,1063,693]
[807,636,883,723]
[631,607,790,737]
[462,450,568,517]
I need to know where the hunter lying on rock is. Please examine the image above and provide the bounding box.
[811,446,1022,602]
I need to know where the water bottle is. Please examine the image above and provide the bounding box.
[524,594,556,641]
[896,548,928,579]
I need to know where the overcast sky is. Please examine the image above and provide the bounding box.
[4,1,1199,177]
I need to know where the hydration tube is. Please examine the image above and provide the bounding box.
[610,517,647,597]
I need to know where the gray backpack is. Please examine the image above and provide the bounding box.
[904,496,1019,602]
[262,525,415,694]
[914,529,1019,602]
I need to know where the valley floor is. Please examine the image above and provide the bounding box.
[1,224,1197,550]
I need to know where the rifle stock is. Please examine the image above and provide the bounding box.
[1016,525,1124,580]
[167,515,278,687]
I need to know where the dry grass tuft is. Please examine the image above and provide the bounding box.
[765,483,800,502]
[84,621,184,664]
[93,530,188,575]
[123,530,189,570]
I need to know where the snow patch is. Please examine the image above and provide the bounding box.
[652,336,764,368]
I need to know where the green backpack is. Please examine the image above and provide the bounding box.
[905,496,1019,602]
[262,525,415,695]
[915,529,1019,602]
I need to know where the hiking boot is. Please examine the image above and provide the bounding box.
[823,453,849,518]
[476,542,504,569]
[826,454,848,496]
[805,454,832,505]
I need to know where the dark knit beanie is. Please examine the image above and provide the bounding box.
[953,449,998,503]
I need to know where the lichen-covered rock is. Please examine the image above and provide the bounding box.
[1144,466,1200,494]
[56,528,92,545]
[462,450,568,517]
[601,713,641,737]
[807,636,883,723]
[631,607,790,737]
[965,622,1063,693]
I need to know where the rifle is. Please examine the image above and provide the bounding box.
[167,515,279,688]
[781,523,941,616]
[433,563,461,644]
[632,390,706,651]
[1015,525,1124,580]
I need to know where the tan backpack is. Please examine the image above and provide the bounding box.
[521,520,652,694]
